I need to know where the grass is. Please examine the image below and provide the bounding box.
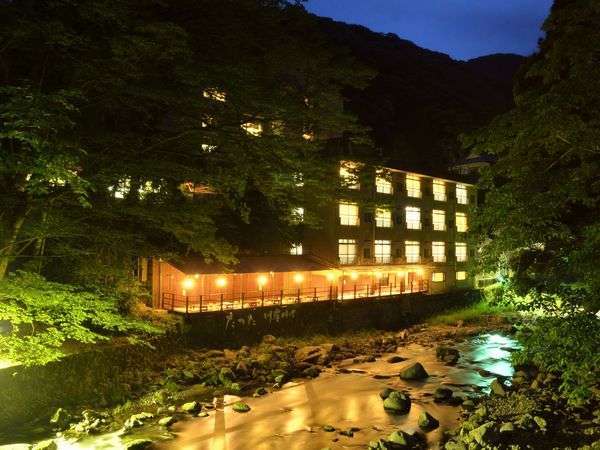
[426,301,514,326]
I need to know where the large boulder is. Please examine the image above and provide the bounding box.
[383,391,411,414]
[468,422,494,445]
[181,401,201,414]
[434,387,454,403]
[218,367,236,385]
[295,345,337,365]
[399,362,429,380]
[490,378,507,396]
[418,411,439,430]
[123,412,154,431]
[436,346,460,365]
[232,402,251,413]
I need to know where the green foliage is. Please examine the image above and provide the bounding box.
[0,272,162,366]
[514,313,600,404]
[465,0,600,311]
[426,299,513,326]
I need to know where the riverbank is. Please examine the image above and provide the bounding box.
[3,311,513,449]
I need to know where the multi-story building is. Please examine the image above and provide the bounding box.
[142,159,476,313]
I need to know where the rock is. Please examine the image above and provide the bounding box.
[204,349,225,358]
[339,429,354,437]
[383,391,411,414]
[49,408,71,429]
[469,422,494,445]
[219,367,235,385]
[181,401,201,414]
[379,388,394,399]
[533,416,547,431]
[197,411,209,417]
[399,362,429,380]
[124,439,153,450]
[262,335,277,344]
[396,329,409,340]
[461,399,475,410]
[323,425,335,432]
[253,387,268,397]
[232,401,251,413]
[274,374,285,384]
[490,378,507,396]
[158,416,177,427]
[123,412,154,430]
[499,422,514,433]
[302,366,321,378]
[32,440,57,450]
[386,355,405,364]
[434,387,453,402]
[436,346,460,365]
[418,411,439,430]
[235,361,249,376]
[387,430,411,446]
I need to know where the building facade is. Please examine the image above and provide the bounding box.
[142,160,475,313]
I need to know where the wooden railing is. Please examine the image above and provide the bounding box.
[162,280,429,314]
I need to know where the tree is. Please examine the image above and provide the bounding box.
[465,0,600,312]
[0,0,372,282]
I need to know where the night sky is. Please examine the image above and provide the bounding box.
[306,0,553,60]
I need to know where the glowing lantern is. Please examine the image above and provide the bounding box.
[349,271,359,281]
[293,273,304,284]
[182,278,195,290]
[326,272,336,282]
[257,275,268,288]
[374,271,383,279]
[215,276,227,288]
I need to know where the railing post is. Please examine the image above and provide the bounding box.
[280,289,284,304]
[261,289,265,308]
[378,284,382,298]
[185,295,189,316]
[340,285,344,301]
[199,295,203,312]
[220,293,224,311]
[390,284,392,296]
[296,288,301,303]
[313,287,317,302]
[241,292,244,309]
[354,284,357,299]
[329,285,333,301]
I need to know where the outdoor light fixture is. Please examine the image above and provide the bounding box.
[194,273,200,279]
[326,272,336,282]
[350,271,359,280]
[215,276,227,288]
[182,278,195,290]
[293,273,304,284]
[374,271,383,279]
[257,275,268,288]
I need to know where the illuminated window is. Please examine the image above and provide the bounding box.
[406,174,421,198]
[405,241,420,263]
[203,88,226,102]
[241,122,263,136]
[375,208,392,228]
[433,179,446,201]
[405,206,421,230]
[302,131,314,141]
[109,178,131,199]
[201,143,216,153]
[340,161,360,190]
[456,242,468,262]
[375,171,393,194]
[338,239,357,264]
[456,184,468,204]
[374,240,392,263]
[432,210,446,231]
[432,241,446,263]
[292,207,304,223]
[432,272,445,282]
[456,212,468,232]
[456,271,467,280]
[339,201,359,226]
[293,172,304,187]
[290,243,303,255]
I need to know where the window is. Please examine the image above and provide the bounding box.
[293,172,304,187]
[374,240,392,263]
[456,212,468,232]
[432,210,446,231]
[456,184,468,204]
[433,179,446,201]
[432,242,446,263]
[432,272,445,282]
[340,161,360,190]
[456,242,468,262]
[375,171,393,194]
[405,241,420,263]
[375,208,392,228]
[406,174,421,198]
[203,88,226,102]
[339,202,359,226]
[456,271,467,281]
[338,239,357,264]
[405,206,421,230]
[290,243,303,255]
[291,207,304,224]
[241,122,263,136]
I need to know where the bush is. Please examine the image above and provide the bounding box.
[0,271,163,366]
[513,313,600,404]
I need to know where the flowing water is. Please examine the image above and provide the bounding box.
[55,333,519,450]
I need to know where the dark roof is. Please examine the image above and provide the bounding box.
[171,254,333,275]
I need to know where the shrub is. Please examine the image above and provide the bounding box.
[0,271,163,366]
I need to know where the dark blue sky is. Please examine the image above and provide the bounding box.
[306,0,553,60]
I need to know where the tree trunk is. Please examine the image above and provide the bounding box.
[0,212,27,280]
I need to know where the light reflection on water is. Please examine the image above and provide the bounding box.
[51,333,520,450]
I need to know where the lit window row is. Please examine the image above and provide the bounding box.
[432,271,468,282]
[339,163,470,204]
[337,239,468,264]
[338,202,467,232]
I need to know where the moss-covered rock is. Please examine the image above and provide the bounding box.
[399,363,428,380]
[232,402,251,413]
[383,391,411,414]
[418,411,439,430]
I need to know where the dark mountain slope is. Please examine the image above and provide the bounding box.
[314,17,525,175]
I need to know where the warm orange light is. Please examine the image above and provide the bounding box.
[416,268,424,276]
[326,272,336,282]
[374,271,383,279]
[293,273,304,284]
[215,276,227,288]
[349,271,359,280]
[257,275,268,288]
[182,278,195,290]
[194,273,200,279]
[396,271,404,277]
